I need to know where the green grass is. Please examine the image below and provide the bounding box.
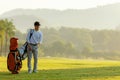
[1,57,120,80]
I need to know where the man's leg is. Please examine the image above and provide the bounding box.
[33,46,38,72]
[27,49,32,73]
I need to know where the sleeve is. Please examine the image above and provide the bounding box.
[26,29,31,43]
[39,32,43,44]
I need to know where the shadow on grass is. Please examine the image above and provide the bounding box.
[1,66,120,80]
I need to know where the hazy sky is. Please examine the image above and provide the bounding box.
[0,0,120,15]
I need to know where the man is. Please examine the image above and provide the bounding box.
[26,21,43,73]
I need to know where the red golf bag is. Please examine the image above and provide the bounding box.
[7,37,22,74]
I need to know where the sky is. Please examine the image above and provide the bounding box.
[0,0,120,15]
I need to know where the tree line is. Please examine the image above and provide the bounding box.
[39,27,120,60]
[1,20,120,60]
[16,27,120,60]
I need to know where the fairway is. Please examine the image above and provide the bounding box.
[1,57,120,80]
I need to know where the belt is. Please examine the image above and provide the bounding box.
[30,43,38,46]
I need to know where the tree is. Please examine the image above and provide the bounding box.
[0,20,5,56]
[64,42,78,58]
[4,19,15,56]
[0,19,15,56]
[51,40,65,57]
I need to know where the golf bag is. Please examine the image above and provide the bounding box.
[7,37,22,74]
[18,42,28,60]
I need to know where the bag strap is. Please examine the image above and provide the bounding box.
[29,29,34,40]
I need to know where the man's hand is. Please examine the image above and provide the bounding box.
[28,44,32,51]
[38,43,40,47]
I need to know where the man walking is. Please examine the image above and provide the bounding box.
[26,21,43,73]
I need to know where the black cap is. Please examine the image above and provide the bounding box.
[34,21,40,26]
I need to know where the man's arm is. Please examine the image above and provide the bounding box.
[38,32,43,46]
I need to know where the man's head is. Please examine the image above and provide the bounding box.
[34,21,40,31]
